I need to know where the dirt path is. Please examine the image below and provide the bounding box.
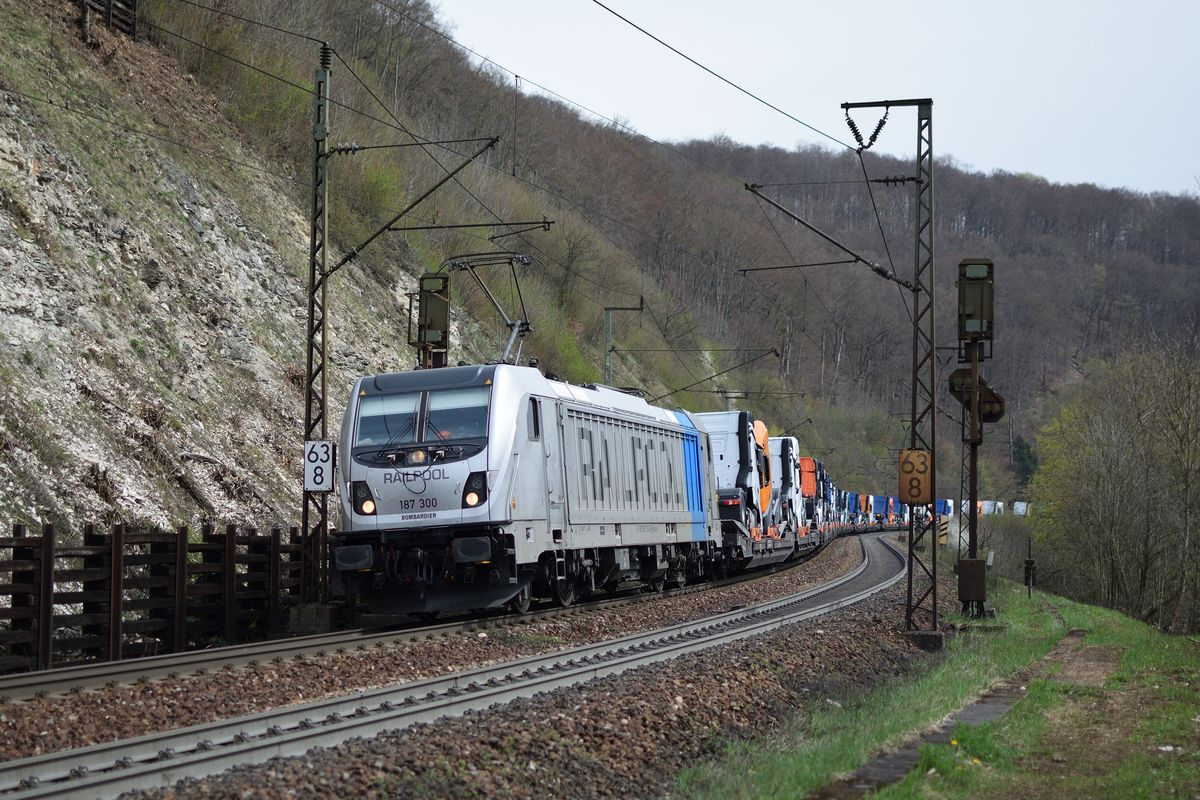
[811,628,1126,799]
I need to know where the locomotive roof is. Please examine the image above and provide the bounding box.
[358,365,686,426]
[364,364,499,394]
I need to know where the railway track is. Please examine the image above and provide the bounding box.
[0,531,904,799]
[0,529,884,702]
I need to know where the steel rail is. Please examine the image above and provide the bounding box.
[0,533,904,799]
[0,530,885,701]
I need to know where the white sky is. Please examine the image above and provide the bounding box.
[432,0,1199,196]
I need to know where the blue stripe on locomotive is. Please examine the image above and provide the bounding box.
[674,411,709,541]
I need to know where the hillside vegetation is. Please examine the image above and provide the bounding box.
[1,0,1197,543]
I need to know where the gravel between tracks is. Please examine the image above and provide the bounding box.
[131,580,920,800]
[0,538,863,761]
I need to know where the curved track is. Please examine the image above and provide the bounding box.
[0,532,904,799]
[0,530,884,702]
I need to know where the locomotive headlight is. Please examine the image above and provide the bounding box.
[352,481,376,516]
[408,449,427,465]
[462,472,488,508]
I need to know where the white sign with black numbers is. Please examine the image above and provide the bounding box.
[304,440,335,492]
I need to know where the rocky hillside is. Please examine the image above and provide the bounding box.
[0,2,503,530]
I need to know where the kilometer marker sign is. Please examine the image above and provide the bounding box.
[304,440,335,492]
[898,448,932,506]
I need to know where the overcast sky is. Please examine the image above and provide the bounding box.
[432,0,1199,197]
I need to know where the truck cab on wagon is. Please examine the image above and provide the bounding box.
[693,411,770,537]
[768,435,802,536]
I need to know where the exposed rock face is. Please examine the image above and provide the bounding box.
[0,2,485,532]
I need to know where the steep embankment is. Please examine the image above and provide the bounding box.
[0,2,499,529]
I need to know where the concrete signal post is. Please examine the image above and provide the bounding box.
[950,258,1004,618]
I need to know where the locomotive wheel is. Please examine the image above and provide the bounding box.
[508,584,532,614]
[552,576,576,608]
[646,575,665,594]
[670,565,688,589]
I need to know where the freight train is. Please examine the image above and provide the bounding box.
[330,364,869,616]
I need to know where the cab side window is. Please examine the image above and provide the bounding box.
[528,398,541,441]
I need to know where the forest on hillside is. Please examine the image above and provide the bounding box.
[140,0,1200,503]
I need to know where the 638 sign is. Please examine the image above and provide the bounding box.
[304,440,335,492]
[898,449,932,506]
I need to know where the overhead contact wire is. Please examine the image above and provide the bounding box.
[588,0,853,150]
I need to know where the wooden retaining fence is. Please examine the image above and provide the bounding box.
[83,0,138,38]
[0,523,306,674]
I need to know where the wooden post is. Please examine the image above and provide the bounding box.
[269,527,281,638]
[108,523,124,661]
[81,523,105,661]
[10,523,33,659]
[37,524,55,670]
[288,526,301,598]
[173,524,189,653]
[224,523,237,643]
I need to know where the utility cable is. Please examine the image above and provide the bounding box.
[676,389,806,397]
[172,0,324,43]
[145,10,628,312]
[588,0,852,150]
[372,0,742,185]
[857,150,915,326]
[738,260,857,274]
[142,17,476,163]
[612,348,769,353]
[333,47,641,303]
[650,349,779,403]
[0,83,295,180]
[644,301,703,382]
[333,47,638,303]
[142,19,314,96]
[753,179,871,187]
[750,193,834,318]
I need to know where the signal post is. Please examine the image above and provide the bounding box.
[949,259,1004,617]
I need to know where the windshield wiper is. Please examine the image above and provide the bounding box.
[357,416,418,461]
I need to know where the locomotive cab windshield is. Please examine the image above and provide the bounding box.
[353,386,490,464]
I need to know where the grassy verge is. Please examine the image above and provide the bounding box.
[680,581,1067,798]
[874,592,1200,799]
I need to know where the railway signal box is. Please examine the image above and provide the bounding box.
[408,272,451,369]
[957,258,994,344]
[948,368,1006,425]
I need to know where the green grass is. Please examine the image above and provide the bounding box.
[680,582,1067,799]
[869,591,1200,799]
